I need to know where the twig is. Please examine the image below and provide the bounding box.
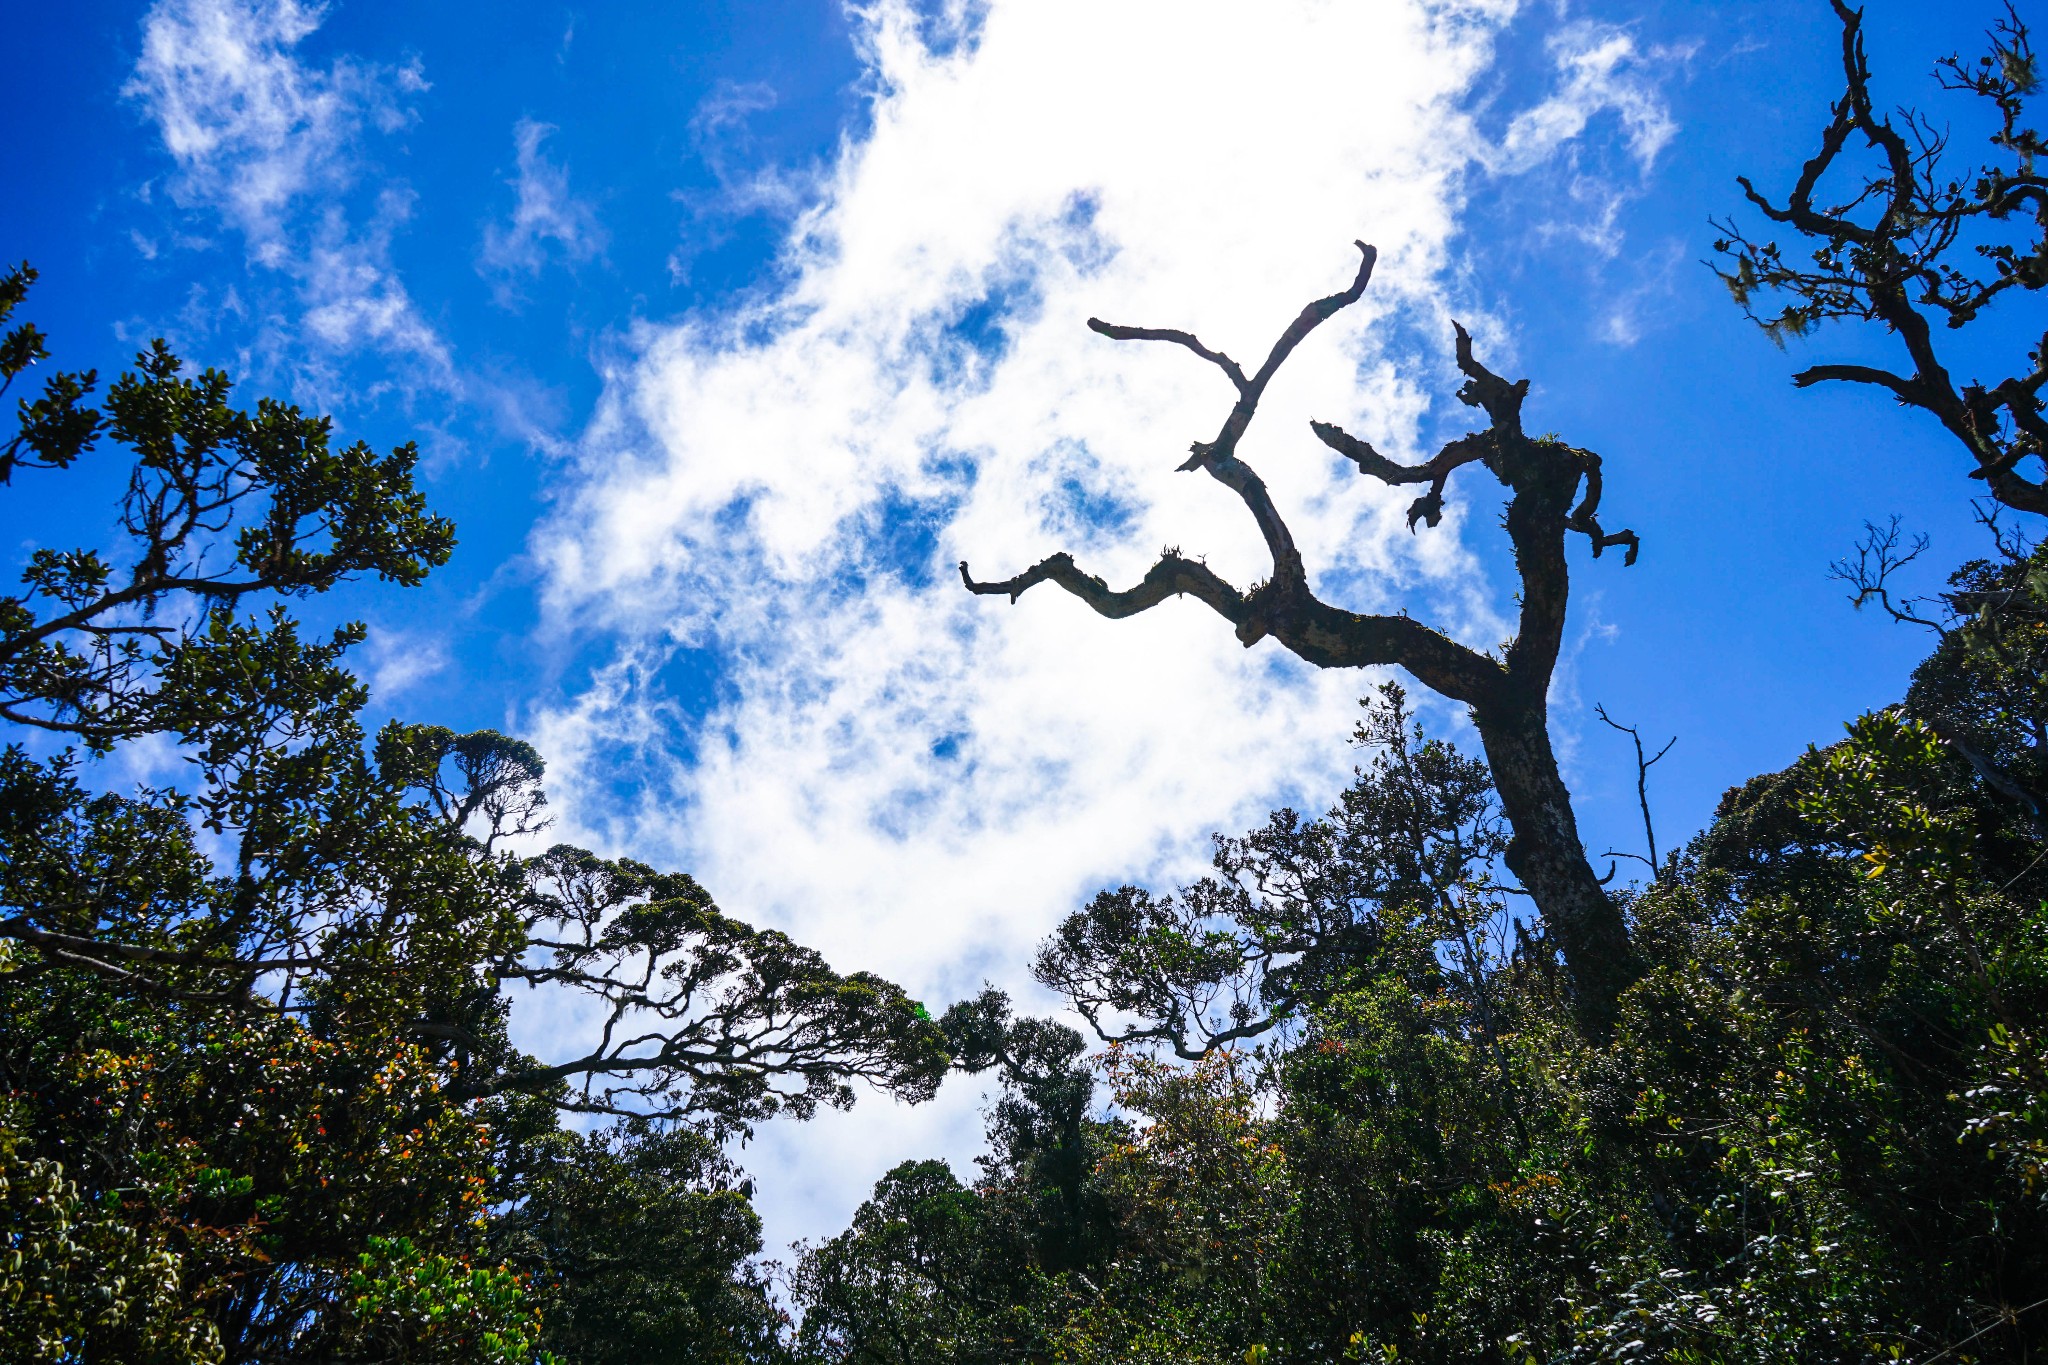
[1596,705,1676,871]
[1913,1294,2048,1365]
[1831,516,1943,631]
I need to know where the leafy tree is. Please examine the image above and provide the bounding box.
[0,259,945,1119]
[1035,684,1510,1059]
[0,1091,220,1363]
[0,264,945,1360]
[1,961,530,1361]
[794,996,1122,1364]
[488,1121,791,1365]
[942,988,1117,1276]
[794,1159,1044,1365]
[468,834,948,1124]
[0,265,455,749]
[801,640,2048,1361]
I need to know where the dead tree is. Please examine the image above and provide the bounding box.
[961,242,1642,1035]
[1715,0,2048,515]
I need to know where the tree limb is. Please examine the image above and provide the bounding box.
[963,240,1646,1033]
[960,551,1251,629]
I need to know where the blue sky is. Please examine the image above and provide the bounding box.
[5,0,2027,1251]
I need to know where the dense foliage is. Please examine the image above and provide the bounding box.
[0,264,941,1362]
[794,602,2048,1361]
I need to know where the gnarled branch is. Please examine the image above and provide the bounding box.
[1717,0,2048,515]
[1311,423,1490,531]
[962,240,1645,1034]
[960,551,1250,630]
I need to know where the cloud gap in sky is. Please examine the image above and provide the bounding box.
[526,0,1681,1250]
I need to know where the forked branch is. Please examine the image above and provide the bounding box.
[1715,0,2048,515]
[1310,423,1489,531]
[1311,324,1637,562]
[961,240,1646,1035]
[1595,704,1676,871]
[1831,516,1943,630]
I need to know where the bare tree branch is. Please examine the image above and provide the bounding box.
[1311,424,1491,530]
[1717,0,2048,515]
[961,550,1249,626]
[962,241,1645,1034]
[1594,705,1676,872]
[1831,516,1944,630]
[1083,321,1247,392]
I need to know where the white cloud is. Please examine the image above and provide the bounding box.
[126,0,450,383]
[689,79,816,217]
[479,119,607,301]
[1497,21,1683,172]
[362,626,452,701]
[690,79,778,169]
[301,191,452,370]
[668,80,827,284]
[528,0,1675,1253]
[1486,19,1694,260]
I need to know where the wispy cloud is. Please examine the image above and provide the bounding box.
[526,0,1677,1251]
[1489,19,1695,259]
[668,79,824,284]
[125,0,451,385]
[479,118,607,305]
[689,79,814,217]
[1498,21,1684,171]
[363,626,453,701]
[300,191,451,369]
[1594,236,1689,346]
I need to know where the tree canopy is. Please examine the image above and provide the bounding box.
[0,263,943,1362]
